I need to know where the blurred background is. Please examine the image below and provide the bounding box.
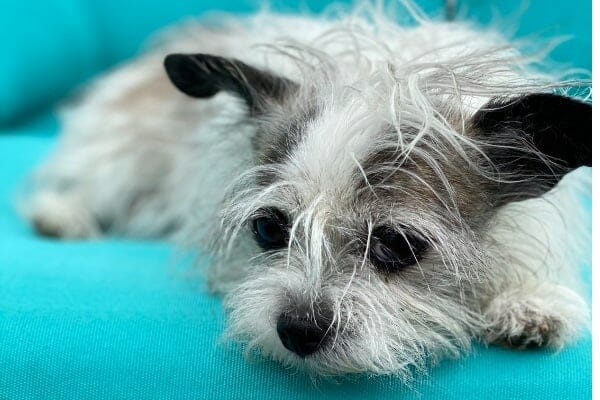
[0,0,591,127]
[0,1,591,399]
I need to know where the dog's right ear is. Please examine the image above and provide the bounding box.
[471,93,591,205]
[164,53,296,115]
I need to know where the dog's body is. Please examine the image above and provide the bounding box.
[23,5,591,378]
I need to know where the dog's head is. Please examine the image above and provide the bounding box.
[164,48,590,376]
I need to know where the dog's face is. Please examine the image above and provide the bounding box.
[164,53,590,375]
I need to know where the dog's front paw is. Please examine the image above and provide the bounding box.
[487,307,563,349]
[483,285,588,349]
[27,191,100,239]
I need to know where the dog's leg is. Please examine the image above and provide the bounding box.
[21,53,180,239]
[480,170,591,349]
[483,283,588,349]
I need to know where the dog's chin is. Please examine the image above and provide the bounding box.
[224,330,347,377]
[222,323,341,377]
[223,319,432,379]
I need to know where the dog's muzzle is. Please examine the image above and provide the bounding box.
[276,301,334,357]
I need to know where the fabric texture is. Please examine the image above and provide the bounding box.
[0,0,592,398]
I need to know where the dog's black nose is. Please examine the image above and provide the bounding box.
[276,304,333,357]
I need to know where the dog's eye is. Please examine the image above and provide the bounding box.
[252,208,288,250]
[370,226,428,272]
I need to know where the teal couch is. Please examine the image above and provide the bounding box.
[0,1,591,399]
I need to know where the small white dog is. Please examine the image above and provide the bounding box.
[23,2,591,379]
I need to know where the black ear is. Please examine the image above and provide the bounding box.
[472,93,591,204]
[164,53,296,114]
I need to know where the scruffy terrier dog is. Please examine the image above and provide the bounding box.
[23,3,591,379]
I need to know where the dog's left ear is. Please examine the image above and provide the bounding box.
[471,93,591,204]
[164,53,296,115]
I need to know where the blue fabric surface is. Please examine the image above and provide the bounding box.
[0,0,592,398]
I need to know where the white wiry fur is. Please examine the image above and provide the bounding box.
[20,2,590,380]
